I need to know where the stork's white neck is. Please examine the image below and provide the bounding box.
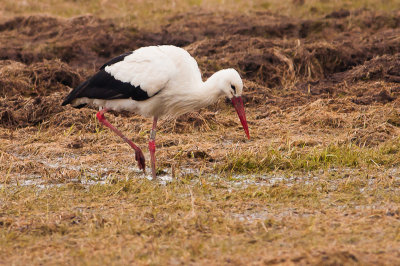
[161,70,229,117]
[196,70,226,106]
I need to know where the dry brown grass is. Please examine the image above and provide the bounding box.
[2,86,400,264]
[1,0,400,264]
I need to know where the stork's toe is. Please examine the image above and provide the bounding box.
[135,149,146,171]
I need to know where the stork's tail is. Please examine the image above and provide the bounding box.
[61,79,90,106]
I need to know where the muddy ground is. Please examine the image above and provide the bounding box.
[1,8,400,265]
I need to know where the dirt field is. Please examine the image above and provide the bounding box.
[1,1,400,265]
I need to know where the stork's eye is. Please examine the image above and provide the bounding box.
[231,85,236,93]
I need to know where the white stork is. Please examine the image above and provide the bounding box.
[62,45,250,179]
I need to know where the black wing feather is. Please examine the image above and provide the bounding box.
[62,52,151,106]
[99,51,133,70]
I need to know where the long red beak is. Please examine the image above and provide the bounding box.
[231,96,250,139]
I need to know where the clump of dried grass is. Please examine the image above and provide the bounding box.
[347,107,400,147]
[343,53,400,83]
[278,97,400,148]
[297,99,349,129]
[349,123,397,147]
[189,26,400,90]
[46,108,97,130]
[0,93,65,127]
[0,60,31,97]
[159,112,221,133]
[0,59,82,97]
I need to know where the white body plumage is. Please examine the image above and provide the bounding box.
[71,45,243,118]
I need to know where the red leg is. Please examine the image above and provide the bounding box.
[96,108,145,171]
[149,117,158,179]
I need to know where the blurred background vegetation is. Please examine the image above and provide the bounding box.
[2,0,399,29]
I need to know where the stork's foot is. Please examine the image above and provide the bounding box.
[135,148,146,171]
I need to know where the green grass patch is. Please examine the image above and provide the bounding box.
[219,140,400,174]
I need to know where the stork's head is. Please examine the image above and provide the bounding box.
[216,68,244,99]
[214,68,250,139]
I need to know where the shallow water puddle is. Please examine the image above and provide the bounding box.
[1,150,176,188]
[3,151,400,190]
